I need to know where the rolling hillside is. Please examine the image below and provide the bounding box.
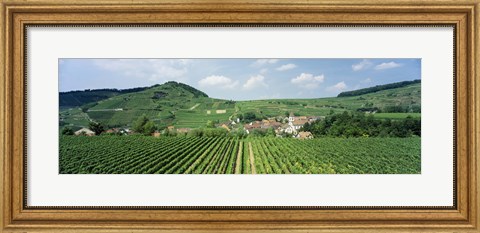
[59,80,421,130]
[59,87,150,109]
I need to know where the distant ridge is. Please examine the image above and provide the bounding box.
[337,79,421,97]
[59,81,208,108]
[60,87,149,108]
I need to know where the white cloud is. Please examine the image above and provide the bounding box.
[352,59,372,71]
[276,63,297,71]
[93,59,188,81]
[251,59,279,67]
[198,75,239,89]
[291,73,325,89]
[328,81,348,92]
[260,68,269,74]
[375,61,402,70]
[243,75,268,90]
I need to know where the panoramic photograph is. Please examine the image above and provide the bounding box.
[59,58,421,174]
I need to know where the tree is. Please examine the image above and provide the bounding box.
[206,120,215,128]
[143,121,157,135]
[133,114,149,133]
[250,129,266,137]
[230,128,247,138]
[88,121,104,135]
[266,128,276,137]
[133,114,158,135]
[187,129,204,137]
[243,112,257,122]
[305,111,421,138]
[164,128,177,137]
[61,127,74,135]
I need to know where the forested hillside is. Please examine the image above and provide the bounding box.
[337,79,420,97]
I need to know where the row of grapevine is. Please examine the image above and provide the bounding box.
[59,136,421,174]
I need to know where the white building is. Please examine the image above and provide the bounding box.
[74,128,95,136]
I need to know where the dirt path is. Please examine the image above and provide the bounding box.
[234,141,243,174]
[189,103,200,110]
[248,142,256,174]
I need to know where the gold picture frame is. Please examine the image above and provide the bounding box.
[1,0,479,232]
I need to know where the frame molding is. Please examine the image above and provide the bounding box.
[1,0,479,232]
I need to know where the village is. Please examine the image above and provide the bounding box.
[233,114,321,139]
[71,113,322,140]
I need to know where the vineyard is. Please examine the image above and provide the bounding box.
[59,136,421,174]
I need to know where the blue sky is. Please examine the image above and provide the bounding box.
[59,58,421,100]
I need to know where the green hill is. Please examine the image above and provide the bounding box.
[60,81,230,129]
[59,80,421,131]
[337,79,421,97]
[59,87,149,109]
[234,82,420,120]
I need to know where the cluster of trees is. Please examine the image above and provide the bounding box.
[61,121,106,136]
[356,105,421,113]
[249,128,276,137]
[382,105,421,113]
[133,115,157,135]
[164,127,263,138]
[61,127,74,135]
[60,86,149,108]
[237,111,282,123]
[167,128,232,138]
[238,112,263,122]
[337,79,420,97]
[302,111,421,138]
[162,127,281,139]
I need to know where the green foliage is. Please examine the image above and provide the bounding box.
[143,121,157,135]
[81,102,98,113]
[60,87,148,108]
[133,114,158,135]
[382,104,421,113]
[88,121,104,135]
[163,81,208,98]
[206,120,215,128]
[250,129,266,137]
[203,128,229,137]
[59,136,420,174]
[302,112,421,138]
[230,128,248,138]
[338,79,420,97]
[164,128,177,137]
[61,127,74,135]
[241,111,267,122]
[133,114,149,133]
[187,128,204,137]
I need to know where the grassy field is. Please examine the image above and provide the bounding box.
[59,107,90,131]
[59,136,421,174]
